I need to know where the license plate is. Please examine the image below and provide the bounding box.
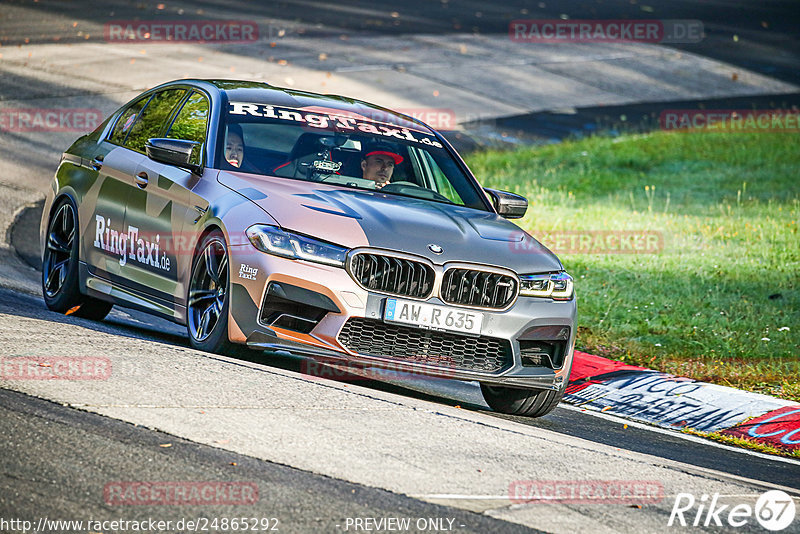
[384,298,483,336]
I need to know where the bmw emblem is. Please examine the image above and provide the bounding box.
[428,244,444,255]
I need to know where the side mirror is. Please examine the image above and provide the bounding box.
[484,188,528,219]
[145,138,203,174]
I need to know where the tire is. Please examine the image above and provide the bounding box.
[42,198,112,321]
[187,230,236,354]
[480,383,566,418]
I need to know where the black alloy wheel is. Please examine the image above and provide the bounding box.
[187,230,236,354]
[42,198,112,320]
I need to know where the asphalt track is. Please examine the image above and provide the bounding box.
[0,387,538,534]
[3,0,798,85]
[9,183,800,495]
[8,196,800,491]
[3,283,799,493]
[2,281,800,532]
[2,0,798,152]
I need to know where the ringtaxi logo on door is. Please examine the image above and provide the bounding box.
[669,490,796,531]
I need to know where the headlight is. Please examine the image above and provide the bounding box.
[519,272,574,300]
[246,225,348,267]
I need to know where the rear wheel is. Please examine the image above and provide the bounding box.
[480,383,566,417]
[187,230,236,354]
[42,198,112,320]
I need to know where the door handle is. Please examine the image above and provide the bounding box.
[135,172,149,188]
[91,155,104,171]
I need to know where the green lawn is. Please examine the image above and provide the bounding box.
[465,131,800,401]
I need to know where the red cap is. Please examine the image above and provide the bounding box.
[364,150,403,165]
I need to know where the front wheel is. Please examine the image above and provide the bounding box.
[187,230,236,354]
[480,383,565,417]
[42,198,112,320]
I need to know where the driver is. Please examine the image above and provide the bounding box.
[361,143,403,188]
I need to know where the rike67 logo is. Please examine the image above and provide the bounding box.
[669,490,796,531]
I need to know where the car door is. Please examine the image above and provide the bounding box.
[122,90,211,312]
[83,95,149,280]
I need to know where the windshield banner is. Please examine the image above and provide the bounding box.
[228,102,444,148]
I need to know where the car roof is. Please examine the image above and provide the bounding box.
[155,78,436,134]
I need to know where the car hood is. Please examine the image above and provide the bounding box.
[218,171,562,274]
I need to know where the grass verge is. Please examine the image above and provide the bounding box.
[465,130,799,402]
[680,427,800,459]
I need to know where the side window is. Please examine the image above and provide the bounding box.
[123,89,187,153]
[108,96,148,145]
[421,151,465,205]
[166,92,209,144]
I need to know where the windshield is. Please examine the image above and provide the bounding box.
[217,101,490,211]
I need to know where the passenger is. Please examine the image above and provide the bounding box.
[224,124,257,172]
[225,124,245,168]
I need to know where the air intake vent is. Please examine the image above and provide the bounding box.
[338,318,512,373]
[259,282,339,334]
[519,340,567,369]
[440,268,518,309]
[348,252,434,299]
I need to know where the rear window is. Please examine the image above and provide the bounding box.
[122,89,187,152]
[108,96,148,146]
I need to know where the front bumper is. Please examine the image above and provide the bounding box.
[229,245,577,391]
